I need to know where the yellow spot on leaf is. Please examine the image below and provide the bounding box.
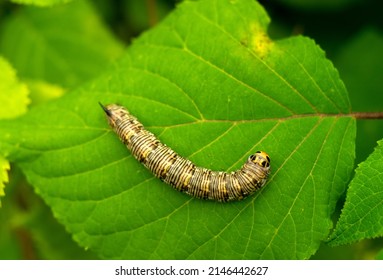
[248,24,273,59]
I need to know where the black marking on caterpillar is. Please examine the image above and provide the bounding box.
[100,103,270,202]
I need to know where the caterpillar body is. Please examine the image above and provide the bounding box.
[100,103,270,202]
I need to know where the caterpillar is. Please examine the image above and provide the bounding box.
[100,103,270,202]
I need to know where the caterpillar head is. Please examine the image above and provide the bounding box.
[249,151,270,170]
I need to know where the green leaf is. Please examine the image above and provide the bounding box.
[11,0,73,7]
[0,57,29,119]
[0,157,10,207]
[0,56,29,206]
[0,0,124,88]
[329,139,383,246]
[0,0,355,259]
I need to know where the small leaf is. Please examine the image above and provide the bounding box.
[0,157,10,207]
[329,139,383,246]
[0,57,29,119]
[0,0,355,259]
[0,0,124,88]
[0,57,29,206]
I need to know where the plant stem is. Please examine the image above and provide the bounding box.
[350,112,383,119]
[146,0,158,26]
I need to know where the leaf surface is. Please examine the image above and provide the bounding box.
[0,57,29,206]
[0,157,9,207]
[329,139,383,246]
[0,0,123,88]
[0,0,355,259]
[0,57,29,119]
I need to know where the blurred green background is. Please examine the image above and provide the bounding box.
[0,0,382,259]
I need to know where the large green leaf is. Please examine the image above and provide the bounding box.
[0,0,355,259]
[329,139,383,246]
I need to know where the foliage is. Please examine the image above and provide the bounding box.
[329,139,383,246]
[0,57,28,207]
[0,0,382,260]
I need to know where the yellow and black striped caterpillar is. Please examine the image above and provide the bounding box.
[100,103,270,202]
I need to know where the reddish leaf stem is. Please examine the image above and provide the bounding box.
[350,112,383,119]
